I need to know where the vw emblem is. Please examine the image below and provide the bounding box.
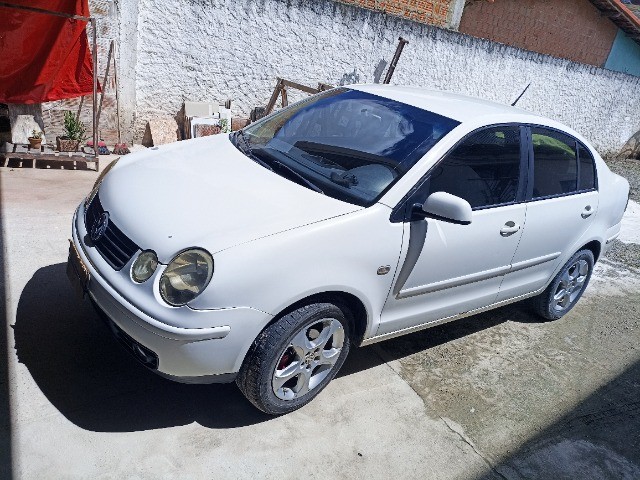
[91,212,109,242]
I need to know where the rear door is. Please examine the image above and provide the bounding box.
[497,127,599,302]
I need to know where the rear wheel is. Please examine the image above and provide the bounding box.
[532,249,594,320]
[237,303,350,415]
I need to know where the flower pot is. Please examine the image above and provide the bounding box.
[56,136,80,152]
[28,137,42,150]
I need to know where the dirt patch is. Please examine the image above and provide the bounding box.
[602,241,640,270]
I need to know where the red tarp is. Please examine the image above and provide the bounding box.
[0,0,97,104]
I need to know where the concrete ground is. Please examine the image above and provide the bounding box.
[0,158,639,479]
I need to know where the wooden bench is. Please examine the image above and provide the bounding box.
[1,142,99,170]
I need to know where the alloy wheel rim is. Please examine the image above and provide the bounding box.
[552,259,589,312]
[272,318,345,401]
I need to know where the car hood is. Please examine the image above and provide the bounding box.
[98,135,361,263]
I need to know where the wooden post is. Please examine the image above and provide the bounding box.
[265,78,284,116]
[96,40,114,134]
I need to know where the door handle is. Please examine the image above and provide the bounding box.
[500,221,521,237]
[581,205,593,218]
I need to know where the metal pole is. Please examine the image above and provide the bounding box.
[114,42,122,145]
[91,17,99,170]
[383,37,409,84]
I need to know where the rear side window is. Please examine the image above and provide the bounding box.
[532,128,577,198]
[578,144,596,190]
[424,126,521,209]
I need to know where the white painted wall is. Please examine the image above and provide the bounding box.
[119,0,640,157]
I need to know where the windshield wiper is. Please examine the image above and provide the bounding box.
[330,171,358,188]
[234,130,273,171]
[301,151,343,169]
[252,148,324,194]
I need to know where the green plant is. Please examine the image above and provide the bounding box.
[62,111,86,141]
[219,118,229,133]
[30,129,43,139]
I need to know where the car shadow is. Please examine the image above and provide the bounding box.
[13,263,271,431]
[356,299,542,367]
[14,263,541,432]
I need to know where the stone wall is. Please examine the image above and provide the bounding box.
[119,0,640,157]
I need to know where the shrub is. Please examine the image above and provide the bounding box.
[62,111,86,141]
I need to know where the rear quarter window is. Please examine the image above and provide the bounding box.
[532,128,577,198]
[577,144,596,191]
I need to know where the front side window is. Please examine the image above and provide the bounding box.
[236,88,460,207]
[532,128,577,198]
[422,126,522,209]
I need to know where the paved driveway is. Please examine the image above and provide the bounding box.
[1,160,638,479]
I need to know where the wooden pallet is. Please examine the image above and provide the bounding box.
[1,143,99,171]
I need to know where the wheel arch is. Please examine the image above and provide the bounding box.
[263,291,370,347]
[579,239,601,263]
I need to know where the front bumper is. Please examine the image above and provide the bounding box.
[70,204,273,383]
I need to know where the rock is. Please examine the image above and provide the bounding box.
[11,115,46,145]
[8,104,45,144]
[141,116,179,147]
[618,130,640,160]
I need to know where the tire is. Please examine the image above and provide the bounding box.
[236,302,351,415]
[531,249,595,321]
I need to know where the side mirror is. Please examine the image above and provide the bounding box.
[422,192,472,225]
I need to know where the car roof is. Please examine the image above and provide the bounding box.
[349,84,549,125]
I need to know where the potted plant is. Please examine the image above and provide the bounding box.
[56,111,86,152]
[28,129,43,150]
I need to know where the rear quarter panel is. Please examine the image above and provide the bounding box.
[596,156,630,232]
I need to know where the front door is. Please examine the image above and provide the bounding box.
[379,125,527,336]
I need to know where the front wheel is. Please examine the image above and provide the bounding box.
[237,303,351,415]
[531,249,594,321]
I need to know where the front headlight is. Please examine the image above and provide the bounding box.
[131,250,158,283]
[159,249,214,306]
[85,157,119,206]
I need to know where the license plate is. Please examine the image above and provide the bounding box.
[67,239,90,298]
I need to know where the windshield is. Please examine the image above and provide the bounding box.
[235,88,460,207]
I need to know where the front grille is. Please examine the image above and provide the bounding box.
[85,194,139,270]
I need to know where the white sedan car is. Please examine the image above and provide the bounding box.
[68,85,629,414]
